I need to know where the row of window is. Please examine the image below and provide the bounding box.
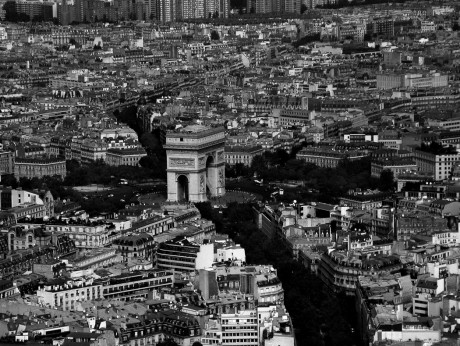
[222,338,258,343]
[223,332,257,337]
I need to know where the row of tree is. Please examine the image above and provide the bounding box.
[195,201,356,346]
[65,159,160,186]
[229,149,395,203]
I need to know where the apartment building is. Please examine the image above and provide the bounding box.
[156,237,214,272]
[413,149,460,181]
[37,269,174,309]
[338,22,366,42]
[371,158,417,178]
[221,310,258,346]
[105,148,147,166]
[279,108,310,126]
[100,269,174,301]
[376,72,449,90]
[115,309,202,346]
[296,148,368,168]
[224,145,263,167]
[203,264,285,304]
[339,192,389,211]
[427,117,460,131]
[0,187,54,217]
[0,150,14,174]
[248,0,299,13]
[18,218,114,249]
[14,157,66,179]
[112,233,156,262]
[371,17,395,37]
[130,215,175,235]
[80,139,108,163]
[67,248,119,271]
[37,277,103,311]
[0,279,18,299]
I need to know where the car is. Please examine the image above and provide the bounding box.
[108,194,114,198]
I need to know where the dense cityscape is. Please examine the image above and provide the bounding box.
[0,0,459,346]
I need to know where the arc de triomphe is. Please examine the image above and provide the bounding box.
[165,125,226,202]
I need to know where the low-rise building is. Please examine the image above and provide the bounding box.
[0,150,14,174]
[156,237,214,272]
[100,269,174,301]
[296,148,367,168]
[112,233,156,262]
[37,276,103,311]
[221,310,258,346]
[66,248,119,270]
[14,157,66,179]
[258,305,295,346]
[371,158,418,178]
[37,269,174,309]
[105,148,147,166]
[224,145,263,166]
[18,218,115,249]
[0,187,54,217]
[339,192,390,211]
[413,149,460,181]
[319,249,403,294]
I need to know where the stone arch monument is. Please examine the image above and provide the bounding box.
[165,125,226,202]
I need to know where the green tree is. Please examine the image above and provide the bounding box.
[379,169,395,192]
[139,155,158,169]
[195,202,355,346]
[210,30,220,40]
[140,132,159,151]
[1,174,18,188]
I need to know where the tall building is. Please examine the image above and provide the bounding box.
[284,0,300,13]
[217,0,228,17]
[181,0,205,19]
[146,0,160,20]
[15,0,54,21]
[159,0,176,22]
[153,0,226,21]
[250,0,299,13]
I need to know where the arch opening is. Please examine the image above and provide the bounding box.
[206,156,214,198]
[177,175,189,202]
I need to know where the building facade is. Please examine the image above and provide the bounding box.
[224,145,263,166]
[221,310,258,346]
[413,150,460,181]
[105,148,147,166]
[14,157,66,179]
